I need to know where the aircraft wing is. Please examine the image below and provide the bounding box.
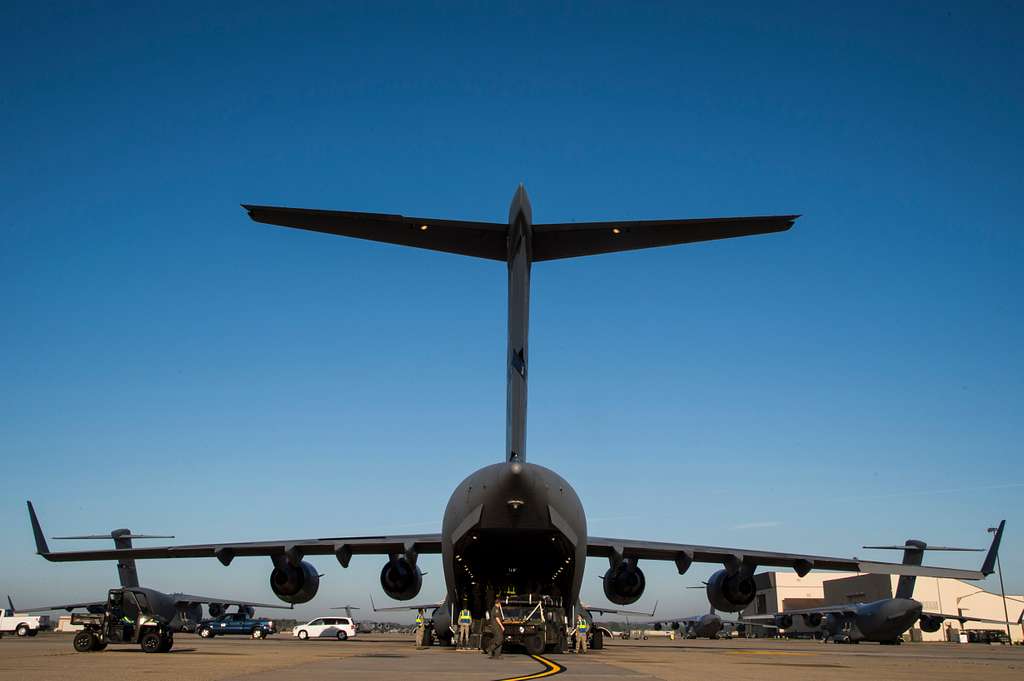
[586,522,1003,581]
[171,594,293,609]
[531,215,797,261]
[921,611,1018,626]
[30,499,440,567]
[10,600,105,613]
[243,205,508,260]
[243,204,798,263]
[369,595,446,613]
[582,601,657,617]
[741,605,859,620]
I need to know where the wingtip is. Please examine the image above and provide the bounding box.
[26,500,50,556]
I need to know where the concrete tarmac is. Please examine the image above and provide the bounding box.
[1,632,1022,681]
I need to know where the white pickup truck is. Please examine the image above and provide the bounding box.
[0,607,50,637]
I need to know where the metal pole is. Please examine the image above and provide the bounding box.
[989,526,1012,644]
[997,553,1011,643]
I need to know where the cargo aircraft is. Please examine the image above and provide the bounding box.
[741,530,1010,644]
[20,520,288,630]
[26,186,1003,649]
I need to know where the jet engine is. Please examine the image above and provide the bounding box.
[270,560,320,604]
[380,556,423,601]
[237,605,255,618]
[774,614,793,629]
[208,603,228,618]
[705,569,756,612]
[802,612,823,627]
[919,615,943,633]
[603,561,646,605]
[671,621,680,631]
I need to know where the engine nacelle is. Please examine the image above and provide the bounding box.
[705,569,756,613]
[803,612,823,627]
[671,621,680,631]
[603,561,646,606]
[919,615,943,633]
[653,622,662,631]
[270,560,320,604]
[774,614,793,629]
[237,605,255,618]
[380,557,423,601]
[208,603,228,618]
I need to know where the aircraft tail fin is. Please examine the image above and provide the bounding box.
[54,530,171,588]
[864,535,988,600]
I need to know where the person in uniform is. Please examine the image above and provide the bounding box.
[457,604,473,649]
[488,597,505,659]
[415,609,427,649]
[575,615,588,654]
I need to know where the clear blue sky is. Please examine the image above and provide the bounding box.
[2,2,1021,621]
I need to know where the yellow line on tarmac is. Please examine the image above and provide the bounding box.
[495,654,566,680]
[728,650,815,656]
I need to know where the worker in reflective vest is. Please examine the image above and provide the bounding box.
[457,605,473,649]
[415,609,427,649]
[575,616,588,654]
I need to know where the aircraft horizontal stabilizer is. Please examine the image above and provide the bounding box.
[531,215,798,261]
[244,205,508,260]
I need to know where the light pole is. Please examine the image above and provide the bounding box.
[989,526,1012,643]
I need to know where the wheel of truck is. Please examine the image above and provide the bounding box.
[251,627,264,640]
[523,634,544,656]
[74,631,97,652]
[141,632,163,653]
[15,624,30,637]
[590,630,604,650]
[298,629,309,640]
[199,627,214,638]
[336,631,348,641]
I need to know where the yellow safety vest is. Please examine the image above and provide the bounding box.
[577,621,588,632]
[415,615,424,625]
[458,610,472,624]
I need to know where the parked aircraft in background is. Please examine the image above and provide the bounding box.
[20,511,289,630]
[26,187,1003,651]
[742,527,1009,644]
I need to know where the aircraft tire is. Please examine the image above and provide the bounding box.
[158,635,173,653]
[27,628,38,637]
[591,630,604,650]
[91,640,108,651]
[73,631,97,652]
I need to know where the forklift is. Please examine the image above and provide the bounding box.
[71,588,175,653]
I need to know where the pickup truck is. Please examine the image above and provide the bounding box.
[0,608,50,638]
[197,613,276,639]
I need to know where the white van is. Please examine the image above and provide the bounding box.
[293,616,356,641]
